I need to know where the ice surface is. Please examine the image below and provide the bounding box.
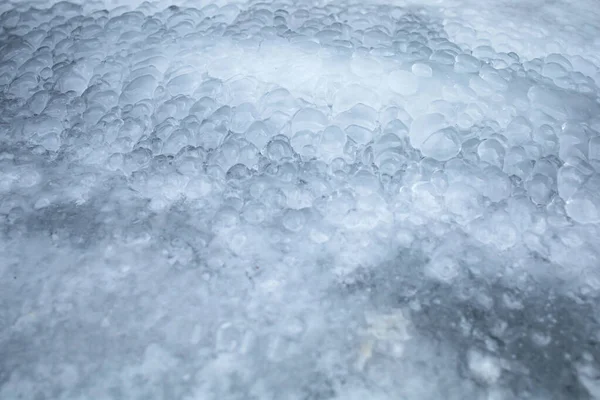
[2,0,600,399]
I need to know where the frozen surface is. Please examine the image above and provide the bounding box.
[1,0,600,398]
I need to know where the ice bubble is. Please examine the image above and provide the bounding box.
[212,206,240,234]
[163,129,190,155]
[334,104,378,131]
[166,72,199,97]
[454,53,481,74]
[543,62,568,79]
[119,74,157,105]
[478,138,506,167]
[527,85,568,121]
[589,136,600,161]
[505,116,533,145]
[411,62,433,77]
[503,146,530,179]
[557,164,591,200]
[238,144,260,168]
[420,127,461,161]
[409,113,448,149]
[231,103,258,134]
[226,164,251,182]
[565,174,600,224]
[27,89,50,115]
[261,187,287,210]
[320,126,347,160]
[291,108,328,135]
[242,201,267,225]
[282,208,307,232]
[430,49,456,65]
[9,72,38,97]
[445,182,484,224]
[428,168,447,193]
[469,75,495,97]
[345,125,373,145]
[526,174,553,205]
[482,166,512,202]
[244,121,272,150]
[291,129,319,157]
[559,122,591,161]
[259,87,299,118]
[155,96,194,123]
[375,148,408,176]
[352,170,379,196]
[474,209,518,250]
[389,69,419,96]
[267,138,294,161]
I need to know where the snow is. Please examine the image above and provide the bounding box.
[1,0,600,399]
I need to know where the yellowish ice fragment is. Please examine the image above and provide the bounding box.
[356,309,412,370]
[355,339,374,371]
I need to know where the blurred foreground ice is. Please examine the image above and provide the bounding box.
[2,0,600,398]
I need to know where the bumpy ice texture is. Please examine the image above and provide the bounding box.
[2,0,600,399]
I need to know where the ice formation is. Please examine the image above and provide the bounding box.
[1,0,600,398]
